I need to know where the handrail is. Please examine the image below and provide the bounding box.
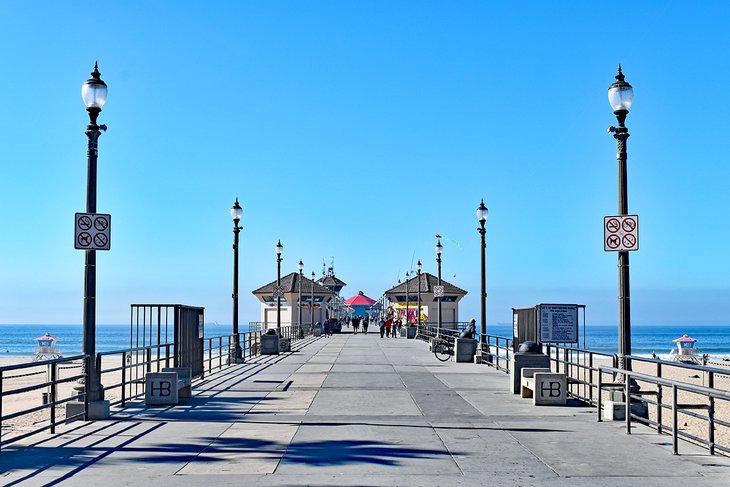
[0,354,87,372]
[1,354,89,450]
[598,365,730,456]
[98,344,172,357]
[626,354,730,376]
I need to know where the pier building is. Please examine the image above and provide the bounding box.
[383,272,467,327]
[252,273,335,329]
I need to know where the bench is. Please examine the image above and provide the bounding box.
[520,367,567,406]
[145,367,192,405]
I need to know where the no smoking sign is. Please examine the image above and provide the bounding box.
[604,215,638,252]
[75,213,111,251]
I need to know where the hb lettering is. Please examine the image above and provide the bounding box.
[540,381,562,397]
[152,380,172,397]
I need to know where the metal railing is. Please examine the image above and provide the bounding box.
[542,344,619,406]
[416,325,461,346]
[96,325,312,409]
[0,355,88,450]
[480,333,513,373]
[598,364,730,456]
[98,344,174,407]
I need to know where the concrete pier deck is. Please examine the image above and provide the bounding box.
[2,333,729,486]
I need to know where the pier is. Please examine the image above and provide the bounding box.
[1,333,729,486]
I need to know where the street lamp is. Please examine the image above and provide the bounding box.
[298,259,304,336]
[230,198,243,362]
[81,62,108,411]
[608,65,634,373]
[417,260,422,328]
[311,271,316,326]
[436,239,443,335]
[276,240,283,333]
[477,199,489,354]
[405,271,410,329]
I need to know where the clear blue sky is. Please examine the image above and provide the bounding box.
[1,2,728,326]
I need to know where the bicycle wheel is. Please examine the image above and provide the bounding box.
[433,341,452,362]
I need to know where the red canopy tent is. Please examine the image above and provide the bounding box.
[345,291,376,306]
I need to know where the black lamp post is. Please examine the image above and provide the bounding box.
[477,199,489,351]
[436,239,443,335]
[417,260,422,328]
[276,240,283,333]
[405,271,410,328]
[608,65,634,372]
[230,198,243,362]
[311,271,316,325]
[81,63,108,407]
[298,259,304,333]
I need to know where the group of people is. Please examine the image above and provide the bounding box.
[343,313,405,338]
[348,316,370,334]
[378,318,403,338]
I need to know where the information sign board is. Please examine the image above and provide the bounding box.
[433,285,445,298]
[539,304,578,344]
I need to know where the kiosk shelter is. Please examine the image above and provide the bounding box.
[252,273,336,330]
[383,273,467,329]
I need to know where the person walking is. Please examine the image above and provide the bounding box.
[379,319,386,338]
[352,316,360,335]
[384,318,392,338]
[362,316,369,334]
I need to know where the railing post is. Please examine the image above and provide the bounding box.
[146,348,152,374]
[83,357,89,421]
[589,353,594,404]
[50,362,57,433]
[709,372,715,455]
[208,338,212,373]
[657,362,663,434]
[121,356,127,407]
[597,370,603,422]
[625,376,631,434]
[166,344,171,369]
[672,384,679,455]
[219,337,223,370]
[0,370,3,446]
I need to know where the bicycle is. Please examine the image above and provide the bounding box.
[432,336,454,362]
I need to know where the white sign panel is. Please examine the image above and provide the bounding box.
[539,304,578,344]
[75,213,111,251]
[604,215,639,252]
[433,285,445,298]
[273,286,285,298]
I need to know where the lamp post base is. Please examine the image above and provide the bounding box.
[65,399,110,421]
[229,346,245,364]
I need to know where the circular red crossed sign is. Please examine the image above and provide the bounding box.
[606,235,621,249]
[606,218,620,233]
[622,218,636,232]
[622,234,637,249]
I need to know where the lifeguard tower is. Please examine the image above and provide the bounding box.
[670,334,701,364]
[34,333,61,361]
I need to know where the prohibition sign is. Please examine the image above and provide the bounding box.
[606,235,621,249]
[77,232,92,248]
[606,218,620,233]
[78,216,93,231]
[622,234,637,249]
[622,218,636,232]
[94,234,109,247]
[94,216,109,231]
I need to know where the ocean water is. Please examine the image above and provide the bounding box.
[0,323,728,359]
[0,323,254,358]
